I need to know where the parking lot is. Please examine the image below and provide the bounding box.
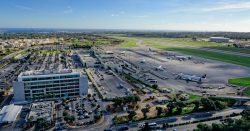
[90,67,134,99]
[55,95,103,128]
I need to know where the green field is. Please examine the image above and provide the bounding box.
[113,36,250,67]
[117,37,138,48]
[188,94,202,102]
[115,36,250,54]
[243,88,250,96]
[181,104,195,115]
[119,40,137,48]
[211,46,250,54]
[153,46,250,67]
[142,38,221,47]
[228,77,250,96]
[143,38,250,54]
[0,49,17,60]
[228,77,250,87]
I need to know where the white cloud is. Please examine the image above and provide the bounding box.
[134,15,148,18]
[63,6,73,14]
[15,5,32,11]
[111,14,119,17]
[165,1,250,14]
[120,11,125,14]
[144,20,250,32]
[202,2,250,12]
[111,11,126,17]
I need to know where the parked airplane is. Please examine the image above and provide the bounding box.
[176,73,206,83]
[154,65,166,71]
[176,56,192,61]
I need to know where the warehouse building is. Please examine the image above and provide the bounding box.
[13,69,88,103]
[209,37,230,43]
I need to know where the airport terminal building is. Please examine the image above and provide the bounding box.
[209,37,230,43]
[13,70,88,103]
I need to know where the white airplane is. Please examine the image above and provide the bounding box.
[120,51,126,54]
[176,73,206,83]
[176,56,192,61]
[154,65,165,71]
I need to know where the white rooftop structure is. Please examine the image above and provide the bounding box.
[20,69,73,76]
[0,104,22,123]
[209,37,230,43]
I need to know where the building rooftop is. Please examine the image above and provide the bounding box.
[210,37,230,39]
[20,69,74,76]
[28,101,54,122]
[0,104,22,123]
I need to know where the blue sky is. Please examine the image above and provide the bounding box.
[1,0,250,32]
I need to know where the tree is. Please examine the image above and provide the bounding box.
[194,109,250,131]
[141,108,149,119]
[36,118,49,130]
[192,37,197,41]
[128,111,137,121]
[63,111,68,116]
[201,98,216,111]
[195,123,211,131]
[69,115,75,123]
[241,110,250,120]
[156,106,163,116]
[211,123,223,131]
[167,101,175,114]
[176,101,185,114]
[214,100,226,110]
[64,115,75,123]
[193,100,201,111]
[152,84,158,89]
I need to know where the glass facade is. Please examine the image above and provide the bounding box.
[22,74,81,101]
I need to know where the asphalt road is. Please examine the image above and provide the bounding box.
[111,108,244,130]
[2,47,32,60]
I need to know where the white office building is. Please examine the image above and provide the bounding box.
[209,37,230,43]
[13,69,88,103]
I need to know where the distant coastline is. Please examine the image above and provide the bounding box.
[0,28,249,33]
[0,28,99,33]
[0,28,219,33]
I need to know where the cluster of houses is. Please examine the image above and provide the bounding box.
[0,38,59,51]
